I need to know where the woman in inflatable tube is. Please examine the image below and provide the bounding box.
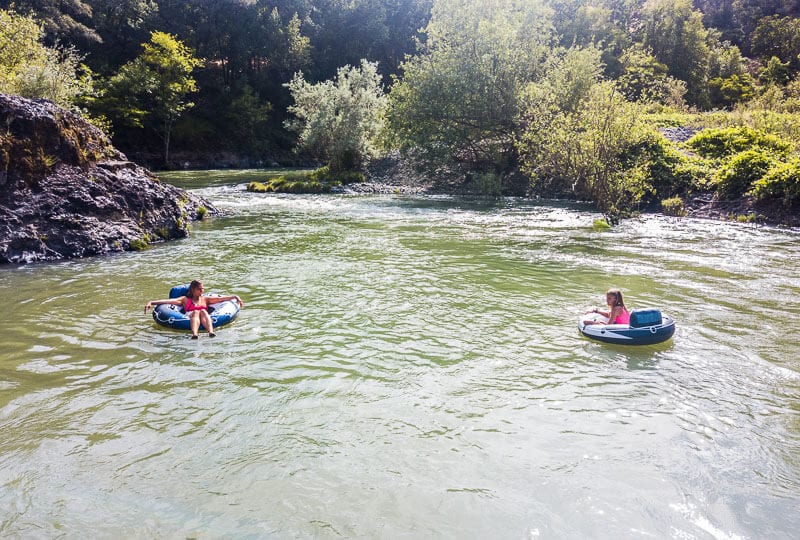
[144,279,244,339]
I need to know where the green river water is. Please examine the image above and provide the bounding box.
[1,169,799,538]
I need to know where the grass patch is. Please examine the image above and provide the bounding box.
[246,166,365,194]
[592,218,612,230]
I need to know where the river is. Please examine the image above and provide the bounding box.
[1,169,799,538]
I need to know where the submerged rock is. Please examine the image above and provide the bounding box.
[0,94,215,263]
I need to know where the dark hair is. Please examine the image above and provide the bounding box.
[607,288,626,308]
[189,279,203,298]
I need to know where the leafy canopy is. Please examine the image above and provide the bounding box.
[285,59,388,172]
[0,8,91,107]
[386,0,554,171]
[97,31,202,163]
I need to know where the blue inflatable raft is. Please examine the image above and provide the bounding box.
[579,308,675,345]
[152,283,241,331]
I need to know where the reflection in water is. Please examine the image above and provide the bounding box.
[1,174,799,536]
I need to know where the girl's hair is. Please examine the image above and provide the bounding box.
[189,279,203,297]
[607,288,626,308]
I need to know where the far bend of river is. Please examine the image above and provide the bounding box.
[2,169,800,538]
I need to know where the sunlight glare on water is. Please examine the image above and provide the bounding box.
[1,171,799,537]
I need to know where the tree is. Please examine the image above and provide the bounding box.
[386,0,554,174]
[708,73,756,107]
[759,56,791,86]
[638,0,712,106]
[0,8,91,107]
[285,59,388,172]
[751,15,800,72]
[519,78,658,224]
[0,0,100,45]
[99,31,202,165]
[617,44,686,106]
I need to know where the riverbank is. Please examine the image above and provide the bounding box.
[355,151,800,228]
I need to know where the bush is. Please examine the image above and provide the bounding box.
[285,60,387,172]
[686,126,792,159]
[752,159,800,207]
[472,172,503,197]
[307,165,364,185]
[644,137,710,200]
[714,149,776,199]
[246,167,364,194]
[661,196,687,216]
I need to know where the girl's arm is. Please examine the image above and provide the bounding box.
[606,306,621,324]
[145,296,184,313]
[584,306,608,325]
[206,294,243,307]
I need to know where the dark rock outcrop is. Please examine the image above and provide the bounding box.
[0,94,215,263]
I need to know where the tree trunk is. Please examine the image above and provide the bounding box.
[163,119,172,167]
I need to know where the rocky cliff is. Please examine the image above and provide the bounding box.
[0,94,215,263]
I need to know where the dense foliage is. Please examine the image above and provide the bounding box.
[285,60,387,172]
[0,10,90,107]
[2,0,800,218]
[386,0,552,175]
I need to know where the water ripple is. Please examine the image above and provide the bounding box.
[1,192,799,536]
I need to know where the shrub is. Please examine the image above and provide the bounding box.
[196,206,208,219]
[285,60,387,172]
[247,181,271,193]
[520,81,656,224]
[686,126,792,159]
[714,149,776,199]
[661,196,687,216]
[307,165,363,185]
[751,159,800,207]
[473,172,502,197]
[129,238,149,251]
[592,218,611,230]
[644,138,702,200]
[246,170,350,194]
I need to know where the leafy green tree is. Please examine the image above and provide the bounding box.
[285,59,388,172]
[617,44,686,106]
[84,0,159,68]
[0,8,91,107]
[224,84,274,153]
[751,15,800,72]
[708,73,756,107]
[519,79,658,224]
[638,0,712,106]
[99,31,202,165]
[759,56,792,86]
[517,46,612,198]
[0,0,100,44]
[387,0,554,174]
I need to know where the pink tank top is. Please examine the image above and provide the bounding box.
[613,307,630,324]
[185,297,207,312]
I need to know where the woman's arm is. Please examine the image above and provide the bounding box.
[145,296,184,313]
[206,294,243,307]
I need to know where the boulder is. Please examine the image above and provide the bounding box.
[0,94,215,263]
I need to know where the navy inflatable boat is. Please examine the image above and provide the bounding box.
[152,284,240,331]
[579,308,675,345]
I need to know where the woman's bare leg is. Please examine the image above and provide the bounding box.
[200,310,215,336]
[189,311,200,338]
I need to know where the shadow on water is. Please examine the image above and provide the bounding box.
[577,330,675,370]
